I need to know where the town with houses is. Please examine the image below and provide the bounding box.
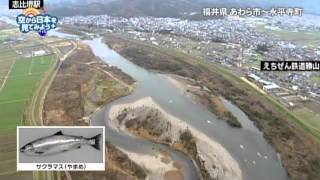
[61,14,320,109]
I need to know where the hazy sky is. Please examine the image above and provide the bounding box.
[48,0,320,11]
[1,0,319,13]
[2,0,318,7]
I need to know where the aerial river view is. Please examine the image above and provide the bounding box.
[1,1,320,180]
[83,38,290,180]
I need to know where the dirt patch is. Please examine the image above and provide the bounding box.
[209,95,241,127]
[57,45,74,55]
[109,97,242,180]
[164,170,183,180]
[304,101,320,113]
[119,148,181,179]
[43,44,133,125]
[160,149,172,164]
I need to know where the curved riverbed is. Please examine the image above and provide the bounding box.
[34,27,292,179]
[46,30,198,179]
[84,37,290,180]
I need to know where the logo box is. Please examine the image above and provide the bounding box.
[17,126,106,171]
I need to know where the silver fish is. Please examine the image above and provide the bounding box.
[20,130,102,156]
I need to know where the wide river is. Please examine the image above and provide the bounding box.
[85,38,289,180]
[46,29,289,180]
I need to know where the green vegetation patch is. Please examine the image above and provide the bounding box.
[0,101,26,133]
[0,60,14,79]
[294,108,320,131]
[310,75,320,82]
[0,55,53,133]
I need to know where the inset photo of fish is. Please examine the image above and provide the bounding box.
[17,126,105,171]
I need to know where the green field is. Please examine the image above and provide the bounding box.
[0,55,54,133]
[0,47,17,99]
[253,23,320,47]
[0,54,54,178]
[310,75,320,82]
[294,108,320,131]
[0,29,58,179]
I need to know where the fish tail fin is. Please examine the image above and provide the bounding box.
[88,134,102,151]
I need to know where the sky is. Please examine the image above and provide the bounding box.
[50,0,320,12]
[0,0,319,14]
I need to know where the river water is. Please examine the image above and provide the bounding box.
[46,29,289,180]
[85,38,289,180]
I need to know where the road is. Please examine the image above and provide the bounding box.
[28,40,77,180]
[0,59,15,93]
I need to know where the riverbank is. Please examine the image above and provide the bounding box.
[103,33,320,180]
[119,147,183,180]
[109,97,243,180]
[167,74,241,128]
[43,43,134,125]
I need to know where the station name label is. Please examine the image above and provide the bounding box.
[9,0,44,9]
[261,61,320,71]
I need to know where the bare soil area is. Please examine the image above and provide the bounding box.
[109,97,242,180]
[43,44,134,125]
